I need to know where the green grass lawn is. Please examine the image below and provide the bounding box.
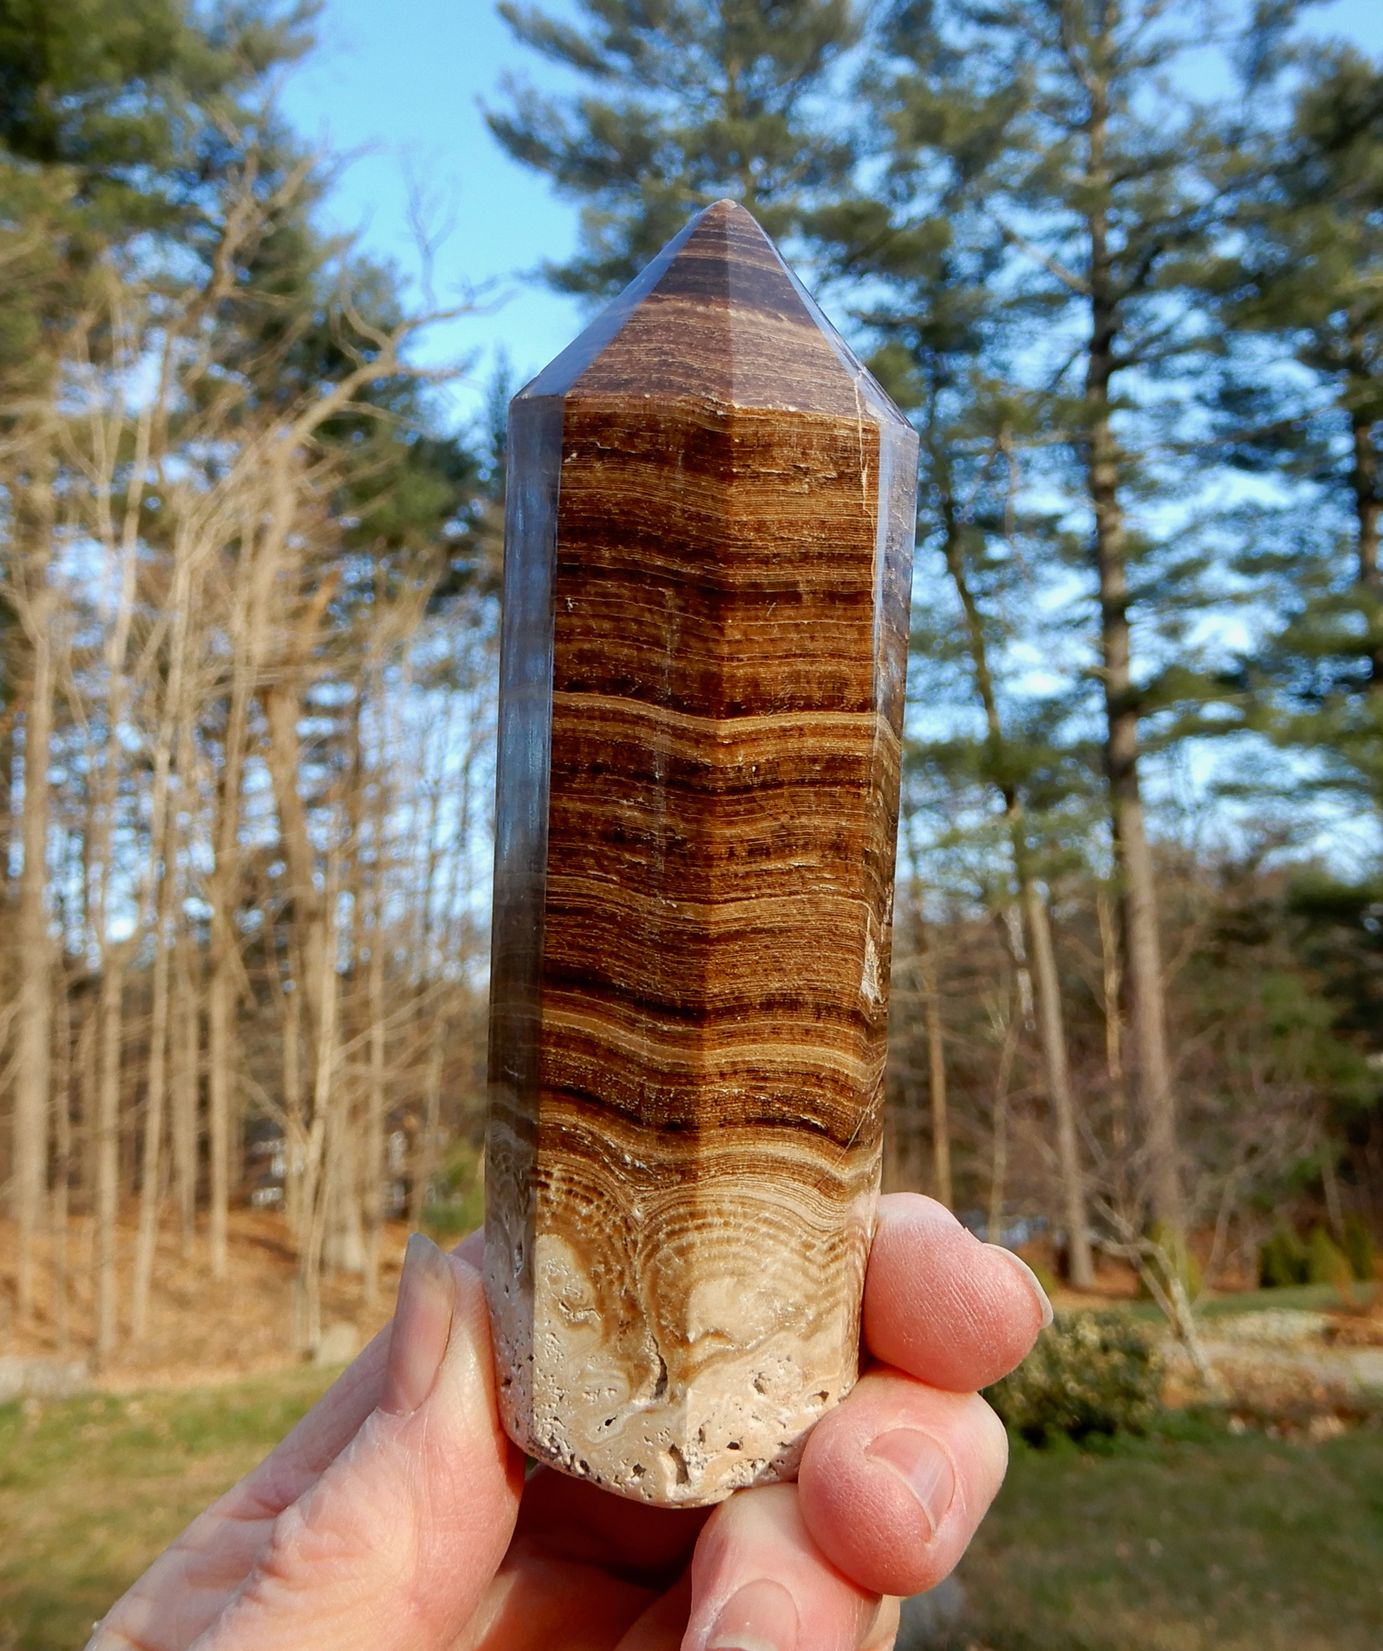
[0,1369,335,1651]
[3,1376,1381,1651]
[958,1416,1383,1651]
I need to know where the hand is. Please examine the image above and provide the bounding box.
[89,1195,1049,1651]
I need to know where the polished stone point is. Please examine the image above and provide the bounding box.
[484,199,917,1506]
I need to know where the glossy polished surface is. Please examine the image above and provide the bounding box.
[485,200,917,1505]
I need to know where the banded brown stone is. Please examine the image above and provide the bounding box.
[485,200,917,1506]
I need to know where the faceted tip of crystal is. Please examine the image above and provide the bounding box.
[516,197,913,429]
[702,197,757,224]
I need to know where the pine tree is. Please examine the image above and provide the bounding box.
[1208,47,1383,824]
[826,180,1101,1278]
[486,0,864,295]
[857,0,1325,1236]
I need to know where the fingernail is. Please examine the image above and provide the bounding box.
[985,1244,1055,1328]
[379,1233,457,1416]
[866,1429,957,1539]
[85,1627,134,1651]
[704,1577,799,1651]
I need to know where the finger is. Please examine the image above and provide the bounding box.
[183,1239,520,1651]
[860,1596,901,1651]
[514,1465,709,1583]
[443,1472,703,1650]
[797,1370,1008,1598]
[454,1548,657,1651]
[612,1573,692,1651]
[863,1194,1051,1391]
[681,1483,881,1651]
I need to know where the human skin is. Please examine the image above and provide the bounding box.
[87,1194,1050,1651]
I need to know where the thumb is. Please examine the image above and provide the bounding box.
[194,1236,522,1651]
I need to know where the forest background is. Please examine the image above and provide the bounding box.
[1,0,1381,1370]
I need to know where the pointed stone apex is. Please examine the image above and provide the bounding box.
[520,200,909,424]
[700,197,768,232]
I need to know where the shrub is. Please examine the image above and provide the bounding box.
[1305,1225,1353,1289]
[986,1312,1163,1447]
[421,1187,485,1241]
[1259,1227,1308,1289]
[1026,1257,1060,1298]
[435,1138,484,1198]
[1342,1216,1377,1284]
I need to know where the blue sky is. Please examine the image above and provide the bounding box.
[281,0,1380,429]
[279,0,1381,867]
[281,0,591,425]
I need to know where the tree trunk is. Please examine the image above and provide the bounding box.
[1348,358,1383,701]
[410,1011,445,1228]
[1354,409,1380,619]
[364,842,388,1306]
[88,410,146,1364]
[131,554,198,1337]
[920,913,951,1208]
[900,791,951,1205]
[75,1000,96,1216]
[50,964,73,1354]
[323,1114,366,1275]
[1086,64,1182,1236]
[12,582,55,1321]
[263,680,363,1279]
[206,665,251,1278]
[171,926,199,1243]
[293,862,342,1356]
[130,806,177,1339]
[205,936,234,1277]
[348,681,388,1305]
[938,490,1094,1281]
[281,971,305,1238]
[986,988,1020,1244]
[1096,881,1129,1152]
[1022,883,1095,1285]
[94,954,125,1367]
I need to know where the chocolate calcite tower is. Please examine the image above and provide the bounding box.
[484,200,916,1506]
